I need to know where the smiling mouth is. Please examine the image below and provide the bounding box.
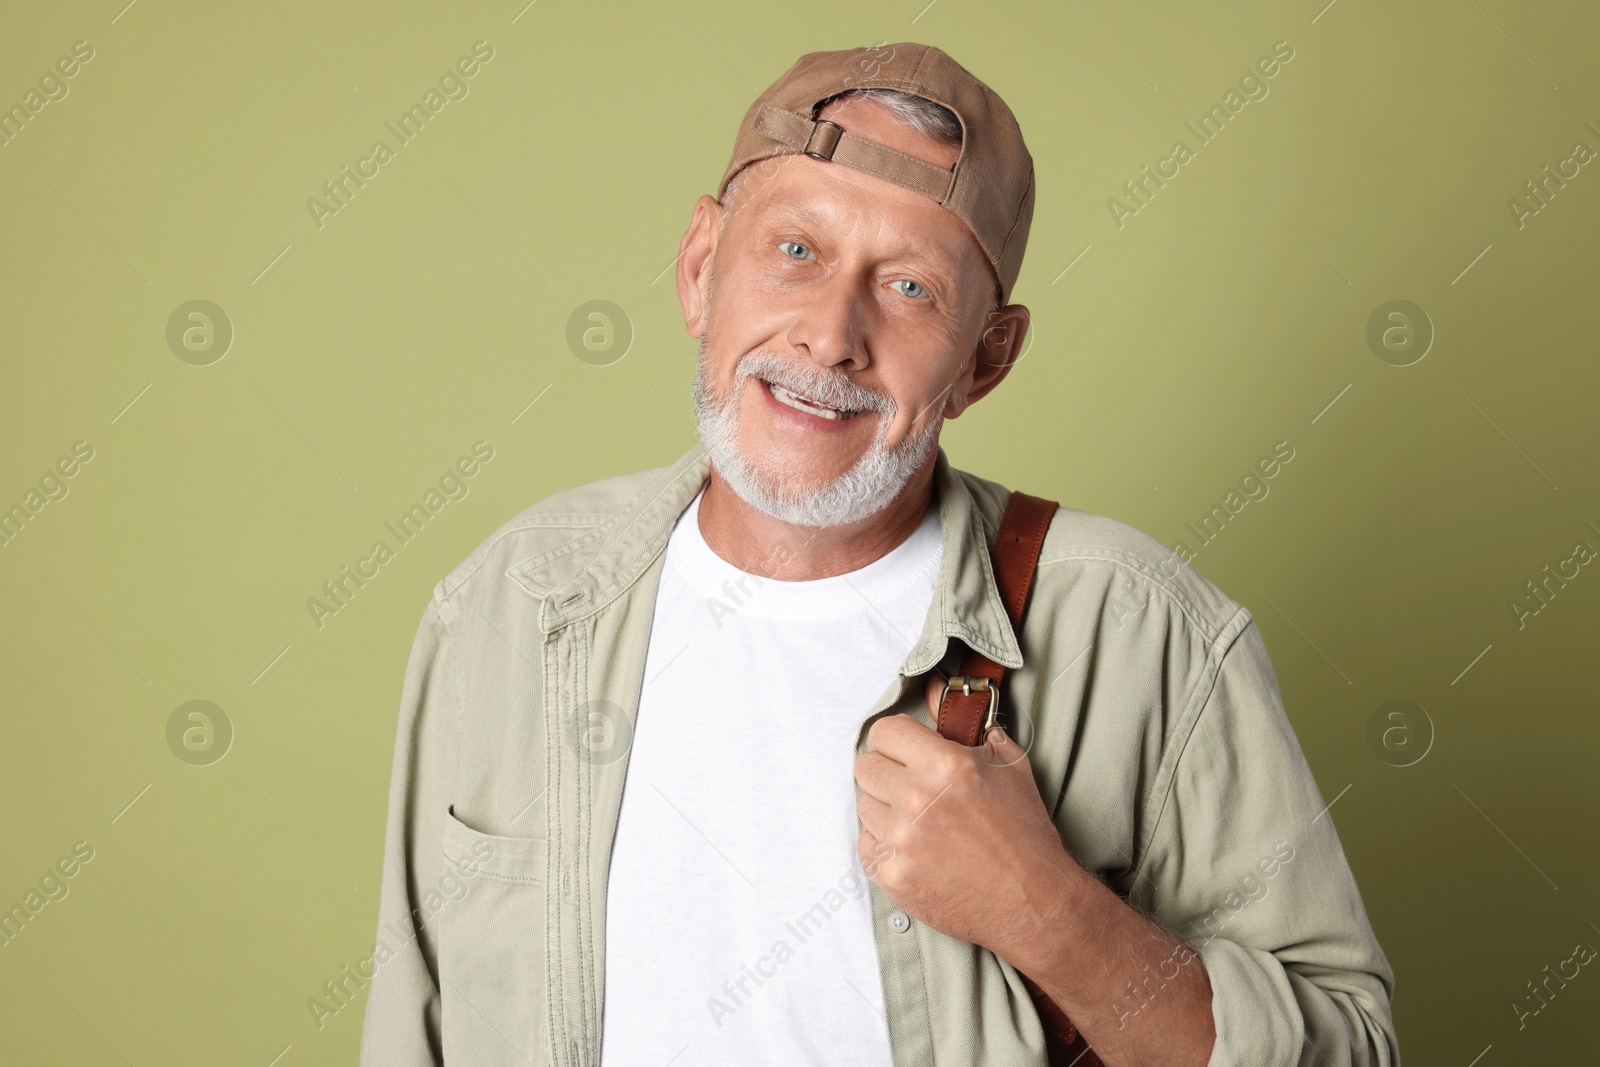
[762,378,864,421]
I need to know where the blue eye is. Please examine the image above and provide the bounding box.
[895,279,929,299]
[778,241,813,260]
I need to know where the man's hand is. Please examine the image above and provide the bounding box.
[853,672,1217,1067]
[852,672,1080,963]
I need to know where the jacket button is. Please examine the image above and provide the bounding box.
[889,910,911,933]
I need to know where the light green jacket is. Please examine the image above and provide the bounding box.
[359,441,1398,1066]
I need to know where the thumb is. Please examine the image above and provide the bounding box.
[923,671,948,721]
[982,722,1029,768]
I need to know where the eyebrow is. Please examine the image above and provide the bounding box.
[748,195,963,278]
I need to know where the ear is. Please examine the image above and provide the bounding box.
[945,303,1031,418]
[677,194,725,339]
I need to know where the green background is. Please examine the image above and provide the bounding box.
[2,0,1596,1062]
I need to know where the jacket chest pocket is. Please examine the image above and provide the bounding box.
[439,805,550,1065]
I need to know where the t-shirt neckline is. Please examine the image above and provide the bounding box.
[667,485,943,619]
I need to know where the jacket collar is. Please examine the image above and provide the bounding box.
[524,441,1024,673]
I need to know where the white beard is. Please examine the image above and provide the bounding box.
[690,340,943,529]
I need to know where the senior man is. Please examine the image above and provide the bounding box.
[360,43,1398,1067]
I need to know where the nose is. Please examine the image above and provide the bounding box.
[785,268,871,373]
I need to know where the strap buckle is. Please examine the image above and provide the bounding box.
[803,119,845,160]
[940,674,1001,738]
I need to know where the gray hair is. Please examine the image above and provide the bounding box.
[819,88,962,146]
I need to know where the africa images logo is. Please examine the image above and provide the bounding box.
[305,41,495,230]
[1107,39,1296,229]
[306,441,494,630]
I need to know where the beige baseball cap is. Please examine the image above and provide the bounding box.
[717,42,1036,305]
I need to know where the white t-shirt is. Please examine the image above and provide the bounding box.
[599,485,943,1066]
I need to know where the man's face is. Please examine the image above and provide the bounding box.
[681,94,1019,528]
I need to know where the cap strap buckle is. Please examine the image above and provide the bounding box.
[803,119,845,160]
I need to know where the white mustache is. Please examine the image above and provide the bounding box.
[735,353,892,415]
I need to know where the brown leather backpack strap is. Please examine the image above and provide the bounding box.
[935,489,1106,1067]
[935,489,1056,748]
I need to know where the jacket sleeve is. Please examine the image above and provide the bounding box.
[359,587,457,1065]
[1131,613,1400,1066]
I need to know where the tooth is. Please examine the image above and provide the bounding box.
[769,379,855,420]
